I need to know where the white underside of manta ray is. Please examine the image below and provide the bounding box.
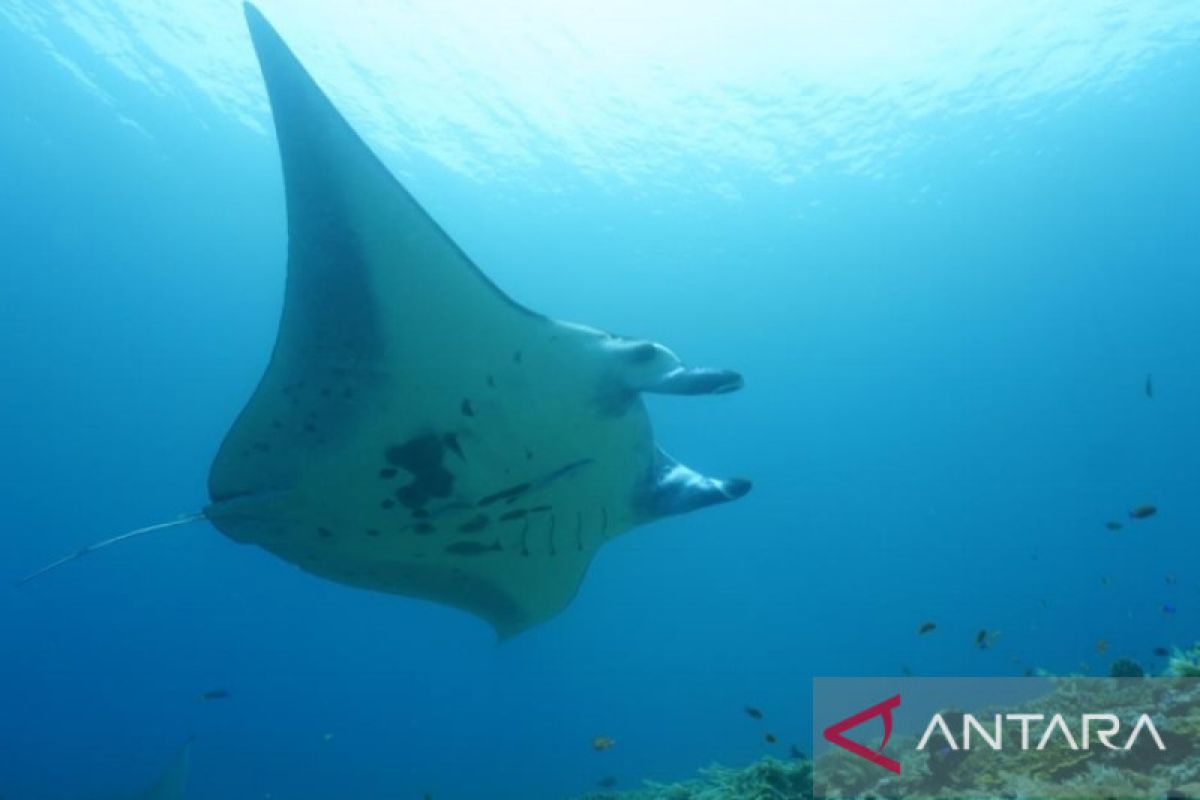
[26,3,751,639]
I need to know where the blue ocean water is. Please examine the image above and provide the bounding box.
[1,2,1198,798]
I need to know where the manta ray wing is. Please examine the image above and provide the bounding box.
[204,4,750,638]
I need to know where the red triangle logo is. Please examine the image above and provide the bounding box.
[822,694,902,774]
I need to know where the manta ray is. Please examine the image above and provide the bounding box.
[25,4,749,638]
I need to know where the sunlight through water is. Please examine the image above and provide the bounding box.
[4,0,1199,190]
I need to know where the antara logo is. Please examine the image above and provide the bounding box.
[822,694,903,774]
[916,712,1166,752]
[823,696,1167,774]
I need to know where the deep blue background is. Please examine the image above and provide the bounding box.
[1,3,1198,798]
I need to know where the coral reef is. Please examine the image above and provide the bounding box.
[1168,645,1200,678]
[812,676,1200,800]
[1111,657,1147,678]
[574,757,812,800]
[574,656,1200,800]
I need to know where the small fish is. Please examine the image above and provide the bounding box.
[1105,521,1123,531]
[1154,647,1170,657]
[1165,573,1178,585]
[1145,374,1153,399]
[764,733,777,744]
[1163,603,1178,616]
[591,735,615,752]
[789,744,807,759]
[975,629,991,649]
[1096,639,1108,655]
[744,706,763,720]
[597,777,618,789]
[900,665,913,677]
[201,690,231,701]
[1129,505,1157,520]
[917,621,937,635]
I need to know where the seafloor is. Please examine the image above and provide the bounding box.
[575,756,811,800]
[574,644,1200,800]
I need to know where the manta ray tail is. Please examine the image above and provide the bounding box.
[17,513,207,586]
[17,491,289,586]
[19,489,294,587]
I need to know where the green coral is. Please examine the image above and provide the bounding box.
[574,757,812,800]
[1111,658,1146,678]
[1168,645,1200,678]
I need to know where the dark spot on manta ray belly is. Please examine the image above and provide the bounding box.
[385,433,455,510]
[458,514,489,533]
[477,482,531,507]
[445,540,501,556]
[461,399,474,417]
